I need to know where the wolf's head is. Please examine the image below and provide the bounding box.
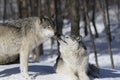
[36,16,55,38]
[57,35,82,51]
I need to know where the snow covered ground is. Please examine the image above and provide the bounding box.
[0,8,120,80]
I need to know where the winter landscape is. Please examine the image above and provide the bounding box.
[0,0,120,80]
[0,8,120,80]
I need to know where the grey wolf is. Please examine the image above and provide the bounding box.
[0,16,55,80]
[55,35,90,80]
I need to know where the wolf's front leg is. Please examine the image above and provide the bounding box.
[20,46,32,80]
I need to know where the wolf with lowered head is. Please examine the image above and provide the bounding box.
[0,16,55,80]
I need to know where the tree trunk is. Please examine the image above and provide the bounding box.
[37,0,41,16]
[17,0,21,18]
[10,0,14,19]
[54,0,63,56]
[92,0,99,38]
[117,0,120,24]
[83,12,88,36]
[17,0,27,18]
[97,0,114,69]
[3,0,7,22]
[26,0,31,17]
[29,0,35,16]
[81,0,88,36]
[69,0,80,38]
[105,0,112,42]
[83,0,99,67]
[54,0,63,35]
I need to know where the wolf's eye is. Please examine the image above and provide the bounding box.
[48,26,50,28]
[43,26,46,29]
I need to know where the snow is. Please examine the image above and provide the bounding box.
[0,8,120,80]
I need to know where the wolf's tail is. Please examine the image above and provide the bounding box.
[87,63,99,78]
[0,54,19,65]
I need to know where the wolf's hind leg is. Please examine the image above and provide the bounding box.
[69,73,79,80]
[0,54,8,64]
[78,71,90,80]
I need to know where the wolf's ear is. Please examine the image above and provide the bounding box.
[50,14,56,29]
[50,14,55,21]
[40,16,48,23]
[50,14,56,24]
[76,36,82,42]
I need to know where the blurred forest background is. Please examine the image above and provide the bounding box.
[0,0,120,69]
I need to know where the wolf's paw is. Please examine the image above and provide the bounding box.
[24,75,35,80]
[21,73,35,80]
[26,76,35,80]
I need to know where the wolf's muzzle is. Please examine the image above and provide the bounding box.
[54,32,61,39]
[53,33,67,44]
[54,32,61,37]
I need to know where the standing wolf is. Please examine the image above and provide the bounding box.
[0,16,55,80]
[55,35,90,80]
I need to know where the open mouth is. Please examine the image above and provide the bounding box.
[54,33,67,44]
[59,38,67,44]
[57,36,67,44]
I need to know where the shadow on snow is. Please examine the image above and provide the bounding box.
[99,68,120,78]
[0,65,55,77]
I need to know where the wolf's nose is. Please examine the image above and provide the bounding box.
[54,32,61,38]
[54,32,57,36]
